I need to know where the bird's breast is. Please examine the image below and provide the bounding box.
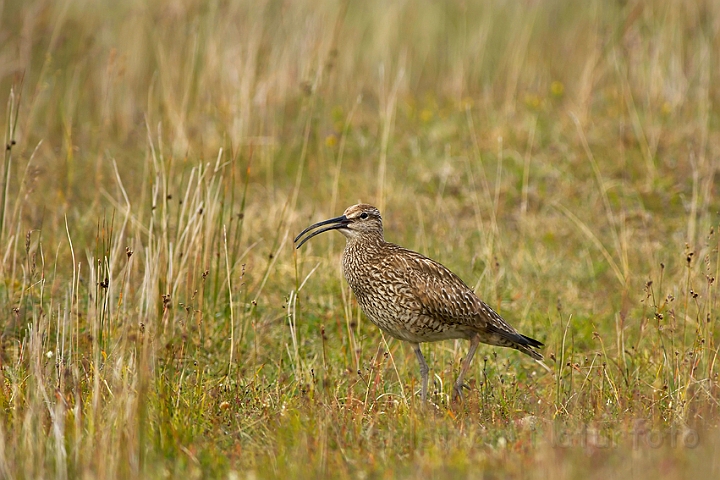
[341,252,435,341]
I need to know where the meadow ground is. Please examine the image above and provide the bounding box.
[2,0,720,478]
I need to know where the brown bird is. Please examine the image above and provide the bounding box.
[295,204,543,401]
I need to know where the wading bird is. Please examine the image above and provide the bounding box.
[295,204,543,401]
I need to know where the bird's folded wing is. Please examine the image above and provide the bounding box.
[388,247,484,325]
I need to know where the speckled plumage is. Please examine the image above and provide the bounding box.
[295,203,543,401]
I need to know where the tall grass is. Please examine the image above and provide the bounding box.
[1,0,720,478]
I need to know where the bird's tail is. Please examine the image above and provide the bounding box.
[516,342,544,361]
[517,334,543,360]
[515,335,553,373]
[486,323,544,360]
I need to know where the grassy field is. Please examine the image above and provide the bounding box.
[2,0,720,478]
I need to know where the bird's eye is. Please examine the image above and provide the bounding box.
[360,212,369,219]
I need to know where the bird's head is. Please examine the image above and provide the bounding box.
[294,204,383,248]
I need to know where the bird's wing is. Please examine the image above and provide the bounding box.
[384,245,486,324]
[380,244,543,358]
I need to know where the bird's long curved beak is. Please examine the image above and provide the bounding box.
[294,215,350,249]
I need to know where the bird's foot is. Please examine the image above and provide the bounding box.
[452,383,469,402]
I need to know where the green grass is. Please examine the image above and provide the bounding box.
[2,0,720,478]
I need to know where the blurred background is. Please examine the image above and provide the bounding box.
[4,0,718,224]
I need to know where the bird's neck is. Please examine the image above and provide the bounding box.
[343,232,385,258]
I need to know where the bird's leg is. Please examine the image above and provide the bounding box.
[411,342,429,402]
[453,334,481,401]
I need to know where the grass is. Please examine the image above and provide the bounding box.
[2,0,720,478]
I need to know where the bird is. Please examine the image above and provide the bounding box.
[294,203,543,402]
